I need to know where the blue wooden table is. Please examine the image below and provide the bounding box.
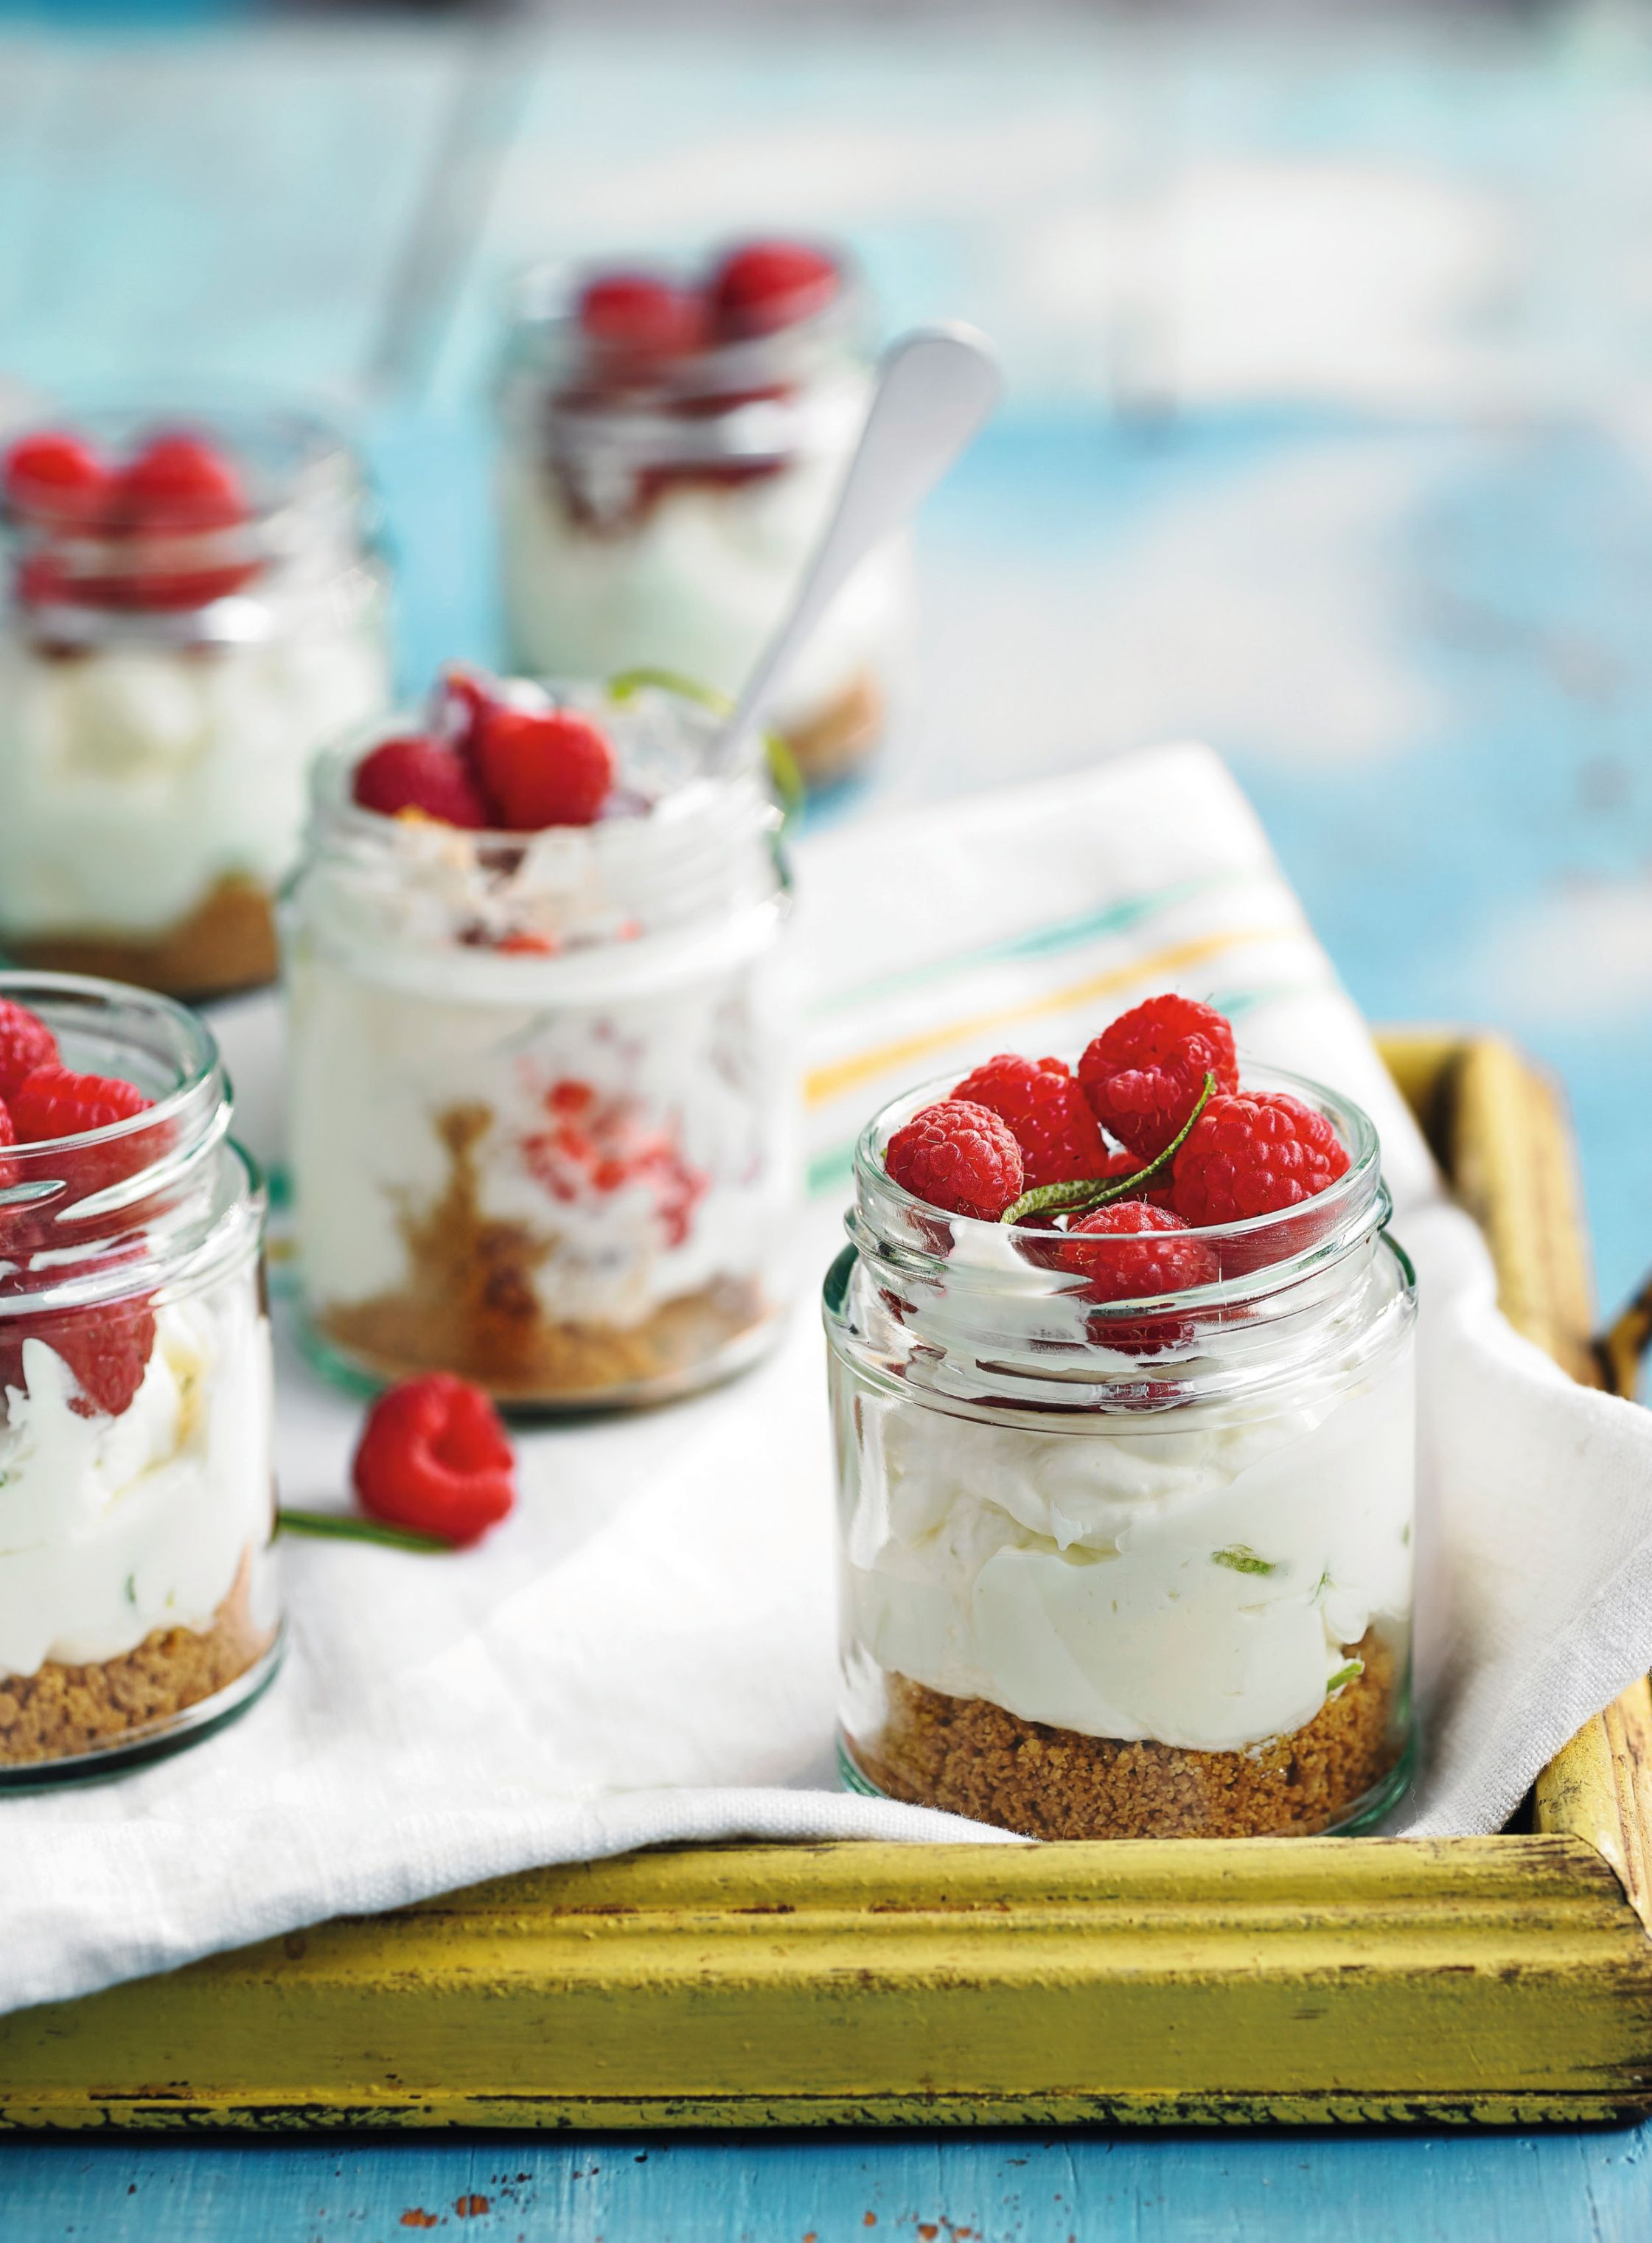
[3,0,1652,2232]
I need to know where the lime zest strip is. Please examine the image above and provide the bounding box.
[1211,1545,1276,1576]
[277,1507,450,1555]
[1325,1658,1366,1694]
[1000,1070,1217,1228]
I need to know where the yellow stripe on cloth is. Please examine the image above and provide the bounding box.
[804,925,1289,1109]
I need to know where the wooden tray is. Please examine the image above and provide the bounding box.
[1,1030,1648,2132]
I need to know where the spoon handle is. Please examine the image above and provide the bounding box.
[725,322,1001,751]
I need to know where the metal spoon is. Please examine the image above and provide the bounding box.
[722,322,1001,754]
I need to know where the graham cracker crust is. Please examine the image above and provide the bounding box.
[318,1102,769,1404]
[3,873,279,1000]
[0,1549,274,1769]
[847,1629,1401,1839]
[781,669,885,787]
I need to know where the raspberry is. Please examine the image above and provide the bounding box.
[1172,1091,1351,1225]
[475,706,616,830]
[352,1374,516,1547]
[429,663,495,752]
[3,430,114,521]
[0,1098,15,1191]
[710,240,840,337]
[0,999,57,1100]
[0,1292,156,1420]
[949,1054,1106,1190]
[120,431,247,529]
[885,1099,1023,1222]
[578,272,705,363]
[11,1065,151,1142]
[1058,1201,1219,1303]
[353,735,489,829]
[1078,994,1239,1158]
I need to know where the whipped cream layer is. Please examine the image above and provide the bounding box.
[0,1276,274,1677]
[497,437,911,735]
[844,1340,1415,1756]
[0,618,389,937]
[288,928,795,1330]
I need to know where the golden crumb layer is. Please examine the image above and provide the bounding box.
[0,1551,273,1770]
[320,1102,769,1404]
[782,669,885,787]
[848,1630,1401,1840]
[4,874,278,1001]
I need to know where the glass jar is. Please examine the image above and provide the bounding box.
[0,402,393,998]
[494,252,913,790]
[284,678,798,1409]
[0,973,279,1782]
[826,1063,1417,1840]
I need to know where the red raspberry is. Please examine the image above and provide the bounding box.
[11,1065,151,1142]
[578,272,705,364]
[1172,1091,1351,1225]
[2,430,114,522]
[353,735,489,829]
[0,1290,157,1420]
[475,706,616,830]
[0,1099,15,1191]
[429,663,495,752]
[1078,994,1239,1158]
[709,240,840,337]
[352,1374,516,1547]
[1058,1200,1219,1303]
[0,999,58,1100]
[885,1099,1023,1222]
[119,431,247,529]
[949,1054,1106,1191]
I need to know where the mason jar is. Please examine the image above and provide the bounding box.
[826,1063,1417,1840]
[284,678,798,1409]
[0,402,392,998]
[0,973,279,1781]
[494,250,913,789]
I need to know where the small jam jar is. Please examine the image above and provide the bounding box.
[494,242,913,789]
[0,403,392,998]
[826,1064,1417,1840]
[284,678,798,1408]
[0,973,279,1781]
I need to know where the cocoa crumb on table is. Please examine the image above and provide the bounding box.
[848,1628,1400,1839]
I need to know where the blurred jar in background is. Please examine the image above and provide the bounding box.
[495,239,914,790]
[0,404,393,1001]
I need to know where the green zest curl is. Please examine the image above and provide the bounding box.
[277,1507,450,1555]
[1000,1071,1217,1228]
[1211,1545,1276,1576]
[1325,1658,1366,1694]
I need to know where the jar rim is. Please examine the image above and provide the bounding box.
[851,1057,1388,1317]
[0,970,223,1158]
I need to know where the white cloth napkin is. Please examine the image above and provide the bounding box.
[4,740,1651,2019]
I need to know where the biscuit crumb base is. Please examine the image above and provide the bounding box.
[848,1629,1400,1839]
[0,1551,273,1770]
[781,668,885,787]
[4,874,278,1001]
[321,1102,770,1404]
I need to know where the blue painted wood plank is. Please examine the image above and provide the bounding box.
[0,2127,1645,2242]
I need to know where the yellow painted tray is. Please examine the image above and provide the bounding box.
[1,1030,1648,2132]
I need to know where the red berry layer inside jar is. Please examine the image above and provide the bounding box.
[549,237,844,529]
[879,996,1355,1347]
[0,996,162,1419]
[1,424,259,616]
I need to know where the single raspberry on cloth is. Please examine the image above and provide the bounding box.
[1078,994,1238,1158]
[1057,1200,1218,1304]
[10,1065,151,1142]
[1172,1091,1351,1225]
[475,705,616,830]
[0,998,58,1101]
[352,735,489,829]
[885,1099,1024,1221]
[352,1374,517,1547]
[950,1054,1106,1191]
[710,240,840,336]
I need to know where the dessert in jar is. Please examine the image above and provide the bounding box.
[826,996,1418,1840]
[285,666,798,1408]
[0,408,392,997]
[0,973,279,1778]
[495,239,913,789]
